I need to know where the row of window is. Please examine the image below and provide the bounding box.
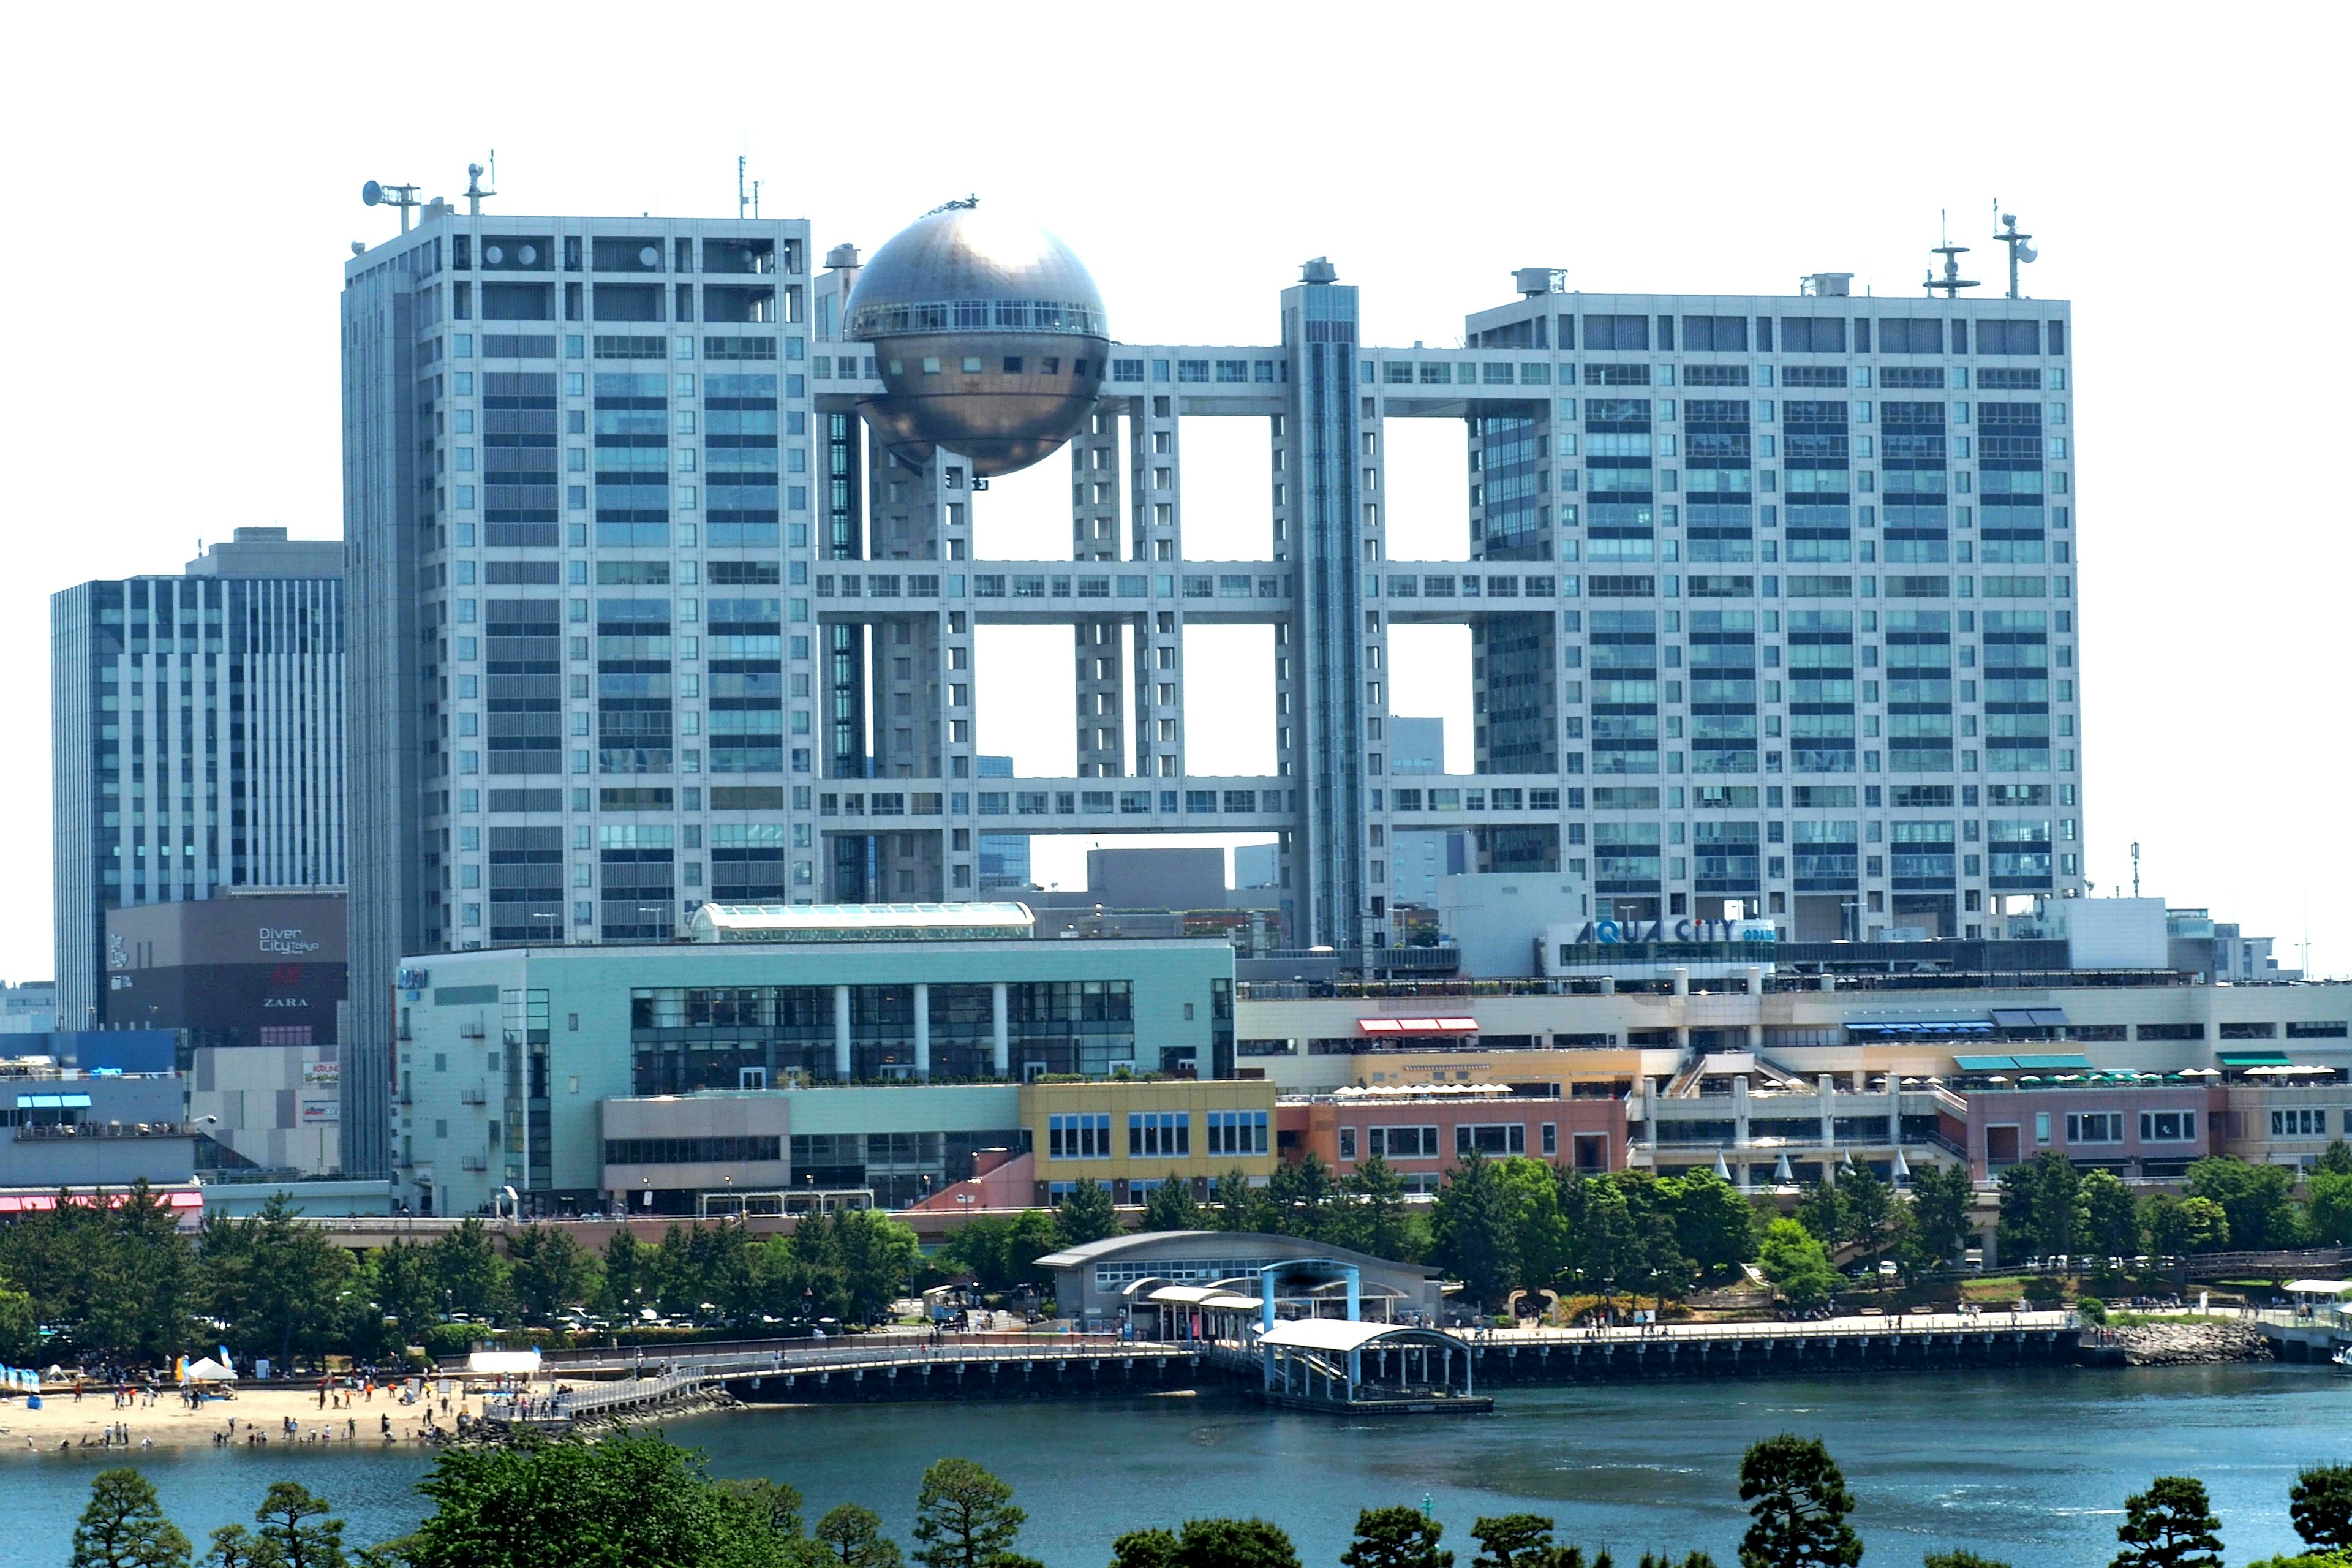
[1043,1109,1271,1161]
[601,1136,782,1165]
[1337,1123,1566,1161]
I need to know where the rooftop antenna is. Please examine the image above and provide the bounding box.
[360,179,422,232]
[464,158,496,216]
[737,154,748,219]
[2131,841,2141,899]
[752,179,761,218]
[1993,204,2038,299]
[1924,211,1978,298]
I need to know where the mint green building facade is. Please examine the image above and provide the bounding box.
[391,928,1232,1216]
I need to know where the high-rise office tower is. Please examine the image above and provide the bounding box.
[52,528,347,1035]
[342,196,2084,1169]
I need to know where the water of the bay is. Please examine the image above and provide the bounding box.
[10,1365,2349,1566]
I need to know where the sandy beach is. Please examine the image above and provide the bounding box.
[0,1381,513,1453]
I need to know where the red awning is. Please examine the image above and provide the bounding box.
[1357,1017,1479,1035]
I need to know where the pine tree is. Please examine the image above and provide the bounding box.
[816,1503,905,1568]
[70,1469,190,1568]
[911,1458,1025,1568]
[1342,1509,1452,1568]
[1140,1178,1202,1232]
[1054,1180,1120,1248]
[254,1481,348,1568]
[2111,1476,2223,1568]
[2290,1462,2352,1553]
[1736,1434,1862,1568]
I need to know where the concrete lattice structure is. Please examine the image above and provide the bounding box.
[340,197,2086,1177]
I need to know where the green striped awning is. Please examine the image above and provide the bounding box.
[2218,1051,2292,1067]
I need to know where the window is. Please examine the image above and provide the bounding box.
[2288,1022,2350,1039]
[1583,314,1649,350]
[1368,1125,1441,1159]
[2139,1110,2197,1143]
[2136,1023,2206,1041]
[1128,1112,1191,1158]
[1780,318,1847,353]
[1338,1127,1358,1161]
[1205,1109,1269,1156]
[1455,1123,1528,1156]
[2272,1109,2330,1138]
[1047,1113,1112,1159]
[2065,1112,2124,1144]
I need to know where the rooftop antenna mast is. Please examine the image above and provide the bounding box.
[2131,840,2141,899]
[360,179,422,232]
[738,154,747,218]
[1924,210,1978,298]
[752,179,761,218]
[464,156,496,216]
[1992,203,2038,299]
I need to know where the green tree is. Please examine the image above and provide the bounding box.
[816,1504,905,1568]
[1996,1151,2079,1262]
[1341,1508,1452,1568]
[2306,1172,2352,1248]
[1469,1514,1566,1568]
[1208,1168,1272,1234]
[71,1468,191,1568]
[1498,1156,1570,1293]
[2142,1195,2230,1257]
[1758,1221,1838,1311]
[1737,1434,1861,1568]
[2187,1156,2304,1251]
[407,1433,798,1568]
[505,1226,603,1324]
[428,1218,510,1322]
[0,1259,36,1363]
[1665,1172,1760,1282]
[364,1237,443,1343]
[1562,1170,1639,1309]
[2111,1476,2223,1568]
[1141,1178,1203,1232]
[2076,1170,2143,1264]
[200,1194,354,1370]
[1838,1166,1906,1288]
[1269,1154,1343,1239]
[200,1525,270,1568]
[2290,1463,2352,1554]
[911,1458,1026,1568]
[834,1209,922,1322]
[1905,1163,1978,1269]
[1793,1182,1849,1250]
[1922,1555,2011,1568]
[2317,1140,2352,1177]
[598,1227,660,1321]
[1111,1529,1183,1568]
[1431,1151,1519,1308]
[1054,1180,1121,1249]
[718,1477,807,1537]
[1338,1155,1415,1261]
[1637,1556,1714,1568]
[1114,1520,1302,1568]
[941,1212,1058,1297]
[1618,1171,1696,1308]
[255,1482,348,1568]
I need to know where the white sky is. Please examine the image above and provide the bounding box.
[2,4,2345,973]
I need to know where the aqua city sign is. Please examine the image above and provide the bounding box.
[1571,919,1779,944]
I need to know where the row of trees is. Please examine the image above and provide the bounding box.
[1997,1145,2352,1263]
[0,1187,927,1366]
[75,1431,2352,1567]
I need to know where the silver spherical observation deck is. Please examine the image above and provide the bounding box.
[845,202,1109,477]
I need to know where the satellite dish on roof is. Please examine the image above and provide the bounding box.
[361,180,383,206]
[2016,241,2038,263]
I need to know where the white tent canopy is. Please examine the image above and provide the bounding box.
[2284,1280,2352,1296]
[183,1357,236,1382]
[465,1349,543,1376]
